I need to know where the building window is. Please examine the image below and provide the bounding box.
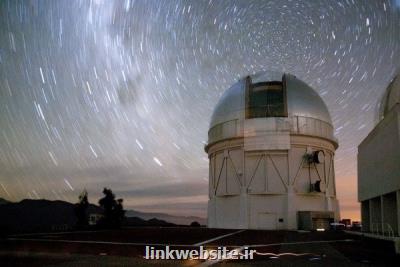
[246,81,287,118]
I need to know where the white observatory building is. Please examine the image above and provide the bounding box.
[205,72,340,230]
[358,74,400,236]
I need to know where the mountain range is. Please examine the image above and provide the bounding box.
[125,209,206,225]
[0,198,206,234]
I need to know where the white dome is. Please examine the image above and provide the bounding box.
[207,72,336,147]
[205,72,340,230]
[210,72,332,128]
[377,75,400,121]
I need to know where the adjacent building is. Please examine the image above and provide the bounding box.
[358,75,400,236]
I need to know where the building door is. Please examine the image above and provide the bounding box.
[312,218,331,230]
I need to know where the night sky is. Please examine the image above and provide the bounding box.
[0,0,399,220]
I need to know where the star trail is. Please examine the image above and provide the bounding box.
[0,0,399,219]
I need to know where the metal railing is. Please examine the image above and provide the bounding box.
[208,116,336,145]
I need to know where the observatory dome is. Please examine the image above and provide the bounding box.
[207,72,336,147]
[205,71,340,230]
[377,75,400,121]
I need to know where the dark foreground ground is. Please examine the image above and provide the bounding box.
[1,227,399,266]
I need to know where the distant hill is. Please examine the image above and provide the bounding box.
[0,197,10,205]
[0,198,204,235]
[124,216,175,227]
[0,199,101,235]
[125,210,206,226]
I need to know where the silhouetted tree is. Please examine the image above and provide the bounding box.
[190,221,201,227]
[74,189,89,228]
[99,188,114,226]
[98,188,125,228]
[115,198,126,226]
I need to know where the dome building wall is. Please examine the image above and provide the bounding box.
[358,74,400,235]
[206,73,340,230]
